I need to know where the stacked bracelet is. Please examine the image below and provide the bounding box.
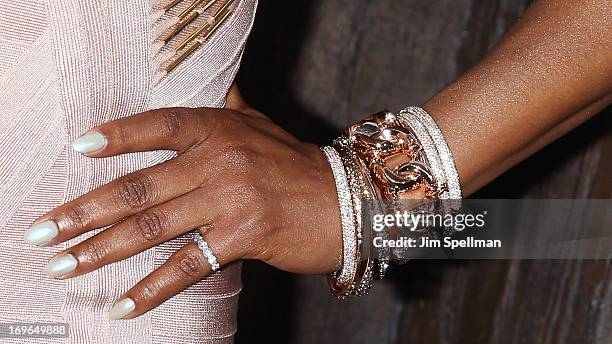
[323,140,377,298]
[322,106,462,298]
[399,106,462,199]
[321,146,358,286]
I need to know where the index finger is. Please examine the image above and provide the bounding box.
[71,107,219,157]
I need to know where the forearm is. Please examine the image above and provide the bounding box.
[423,0,612,195]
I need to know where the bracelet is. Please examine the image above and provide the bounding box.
[324,140,377,298]
[400,107,462,230]
[321,146,358,286]
[400,106,462,199]
[329,137,377,297]
[337,135,391,280]
[395,112,448,198]
[322,106,462,298]
[347,110,443,199]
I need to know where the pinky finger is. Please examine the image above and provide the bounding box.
[109,241,219,320]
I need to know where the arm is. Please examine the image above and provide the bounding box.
[26,0,611,319]
[425,0,612,194]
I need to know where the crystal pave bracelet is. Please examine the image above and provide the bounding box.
[321,107,462,298]
[399,106,462,199]
[321,146,358,288]
[328,138,380,297]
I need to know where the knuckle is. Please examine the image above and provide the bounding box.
[116,172,156,210]
[64,203,91,232]
[176,249,207,278]
[81,240,109,264]
[133,211,166,242]
[137,283,161,301]
[160,108,185,138]
[113,122,130,148]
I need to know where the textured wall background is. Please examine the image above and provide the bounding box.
[235,1,612,343]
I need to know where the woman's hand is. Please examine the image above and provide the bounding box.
[25,86,342,319]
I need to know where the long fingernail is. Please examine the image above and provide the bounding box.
[109,298,136,320]
[72,132,107,154]
[24,220,59,246]
[45,254,78,278]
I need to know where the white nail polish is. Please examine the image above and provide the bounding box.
[44,254,78,278]
[72,132,107,154]
[109,298,136,320]
[24,220,59,246]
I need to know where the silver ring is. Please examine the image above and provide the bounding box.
[193,231,220,271]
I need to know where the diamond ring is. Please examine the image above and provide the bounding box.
[193,231,220,271]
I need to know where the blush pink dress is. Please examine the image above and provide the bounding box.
[0,0,257,343]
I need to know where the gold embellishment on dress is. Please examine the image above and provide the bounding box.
[159,10,198,43]
[178,0,215,20]
[165,41,202,72]
[175,0,234,51]
[153,0,237,78]
[164,0,183,11]
[175,19,212,51]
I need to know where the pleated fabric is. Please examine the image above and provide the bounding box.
[0,1,258,343]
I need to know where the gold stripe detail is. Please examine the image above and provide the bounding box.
[164,0,236,73]
[175,0,234,50]
[164,0,183,12]
[202,5,232,41]
[175,21,211,51]
[160,10,199,42]
[165,41,202,73]
[178,0,215,20]
[213,0,235,18]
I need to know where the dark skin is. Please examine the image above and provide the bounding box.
[426,0,612,194]
[26,0,611,319]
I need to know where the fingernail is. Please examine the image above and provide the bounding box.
[109,298,136,320]
[72,132,107,154]
[44,254,78,278]
[24,220,59,246]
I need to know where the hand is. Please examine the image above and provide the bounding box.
[26,86,342,319]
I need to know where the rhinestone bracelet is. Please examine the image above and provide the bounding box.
[321,146,358,285]
[401,106,462,199]
[400,107,463,223]
[336,137,392,282]
[328,137,378,297]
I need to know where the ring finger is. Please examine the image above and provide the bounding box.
[108,230,238,320]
